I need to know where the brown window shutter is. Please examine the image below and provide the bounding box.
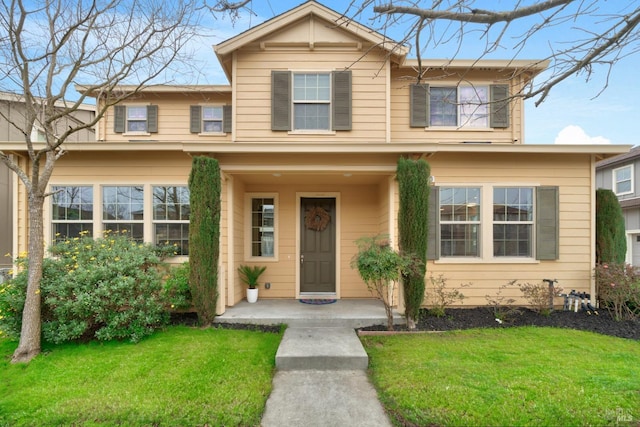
[271,71,291,131]
[536,186,559,260]
[332,70,351,131]
[190,106,201,133]
[223,105,232,133]
[427,186,440,260]
[147,105,158,133]
[410,84,429,127]
[490,85,510,128]
[114,105,125,133]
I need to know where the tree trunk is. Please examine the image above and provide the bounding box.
[11,194,45,363]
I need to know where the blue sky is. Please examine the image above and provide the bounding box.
[193,0,637,146]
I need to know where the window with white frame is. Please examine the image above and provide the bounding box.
[126,106,149,132]
[102,186,144,241]
[248,195,276,258]
[440,187,481,257]
[430,86,489,128]
[613,165,633,195]
[493,187,534,257]
[153,186,190,255]
[202,106,224,133]
[51,186,94,241]
[293,73,331,130]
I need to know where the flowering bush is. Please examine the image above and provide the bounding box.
[594,263,640,321]
[162,261,192,311]
[0,232,175,343]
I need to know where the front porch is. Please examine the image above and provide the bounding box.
[214,299,405,329]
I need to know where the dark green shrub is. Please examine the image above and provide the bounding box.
[188,156,221,324]
[0,233,170,343]
[162,262,192,311]
[596,189,626,264]
[397,157,430,330]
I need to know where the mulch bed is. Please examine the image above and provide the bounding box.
[360,307,640,340]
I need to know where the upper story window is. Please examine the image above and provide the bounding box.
[411,84,509,129]
[293,73,331,130]
[113,105,158,134]
[271,70,351,132]
[613,165,633,195]
[190,105,231,134]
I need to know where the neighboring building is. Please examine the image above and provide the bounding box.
[596,145,640,266]
[2,1,629,311]
[0,91,95,271]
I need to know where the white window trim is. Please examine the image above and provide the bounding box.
[613,164,634,196]
[122,104,151,136]
[428,84,490,129]
[435,183,539,264]
[199,104,226,136]
[244,192,279,262]
[151,185,190,255]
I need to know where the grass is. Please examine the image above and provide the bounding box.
[361,327,640,427]
[0,325,283,426]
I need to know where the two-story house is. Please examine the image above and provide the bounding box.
[4,1,629,312]
[0,91,95,273]
[596,145,640,266]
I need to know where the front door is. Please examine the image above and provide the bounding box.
[300,197,336,293]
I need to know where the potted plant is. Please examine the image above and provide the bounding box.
[238,264,267,303]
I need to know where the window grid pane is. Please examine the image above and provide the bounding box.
[153,186,190,254]
[459,86,488,127]
[493,187,533,257]
[202,106,223,133]
[615,166,632,194]
[430,87,457,126]
[293,73,330,131]
[103,186,144,242]
[440,187,481,257]
[51,186,93,241]
[251,197,275,257]
[127,107,147,132]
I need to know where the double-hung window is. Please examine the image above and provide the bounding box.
[613,165,633,195]
[51,186,93,241]
[102,186,144,241]
[190,105,231,134]
[439,187,481,257]
[411,84,509,128]
[493,187,533,257]
[113,105,158,134]
[271,70,351,132]
[153,186,190,255]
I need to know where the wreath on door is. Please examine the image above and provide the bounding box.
[305,206,331,232]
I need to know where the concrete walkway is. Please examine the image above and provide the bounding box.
[216,300,397,426]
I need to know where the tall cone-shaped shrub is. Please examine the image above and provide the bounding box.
[397,157,430,330]
[188,156,221,324]
[596,188,626,264]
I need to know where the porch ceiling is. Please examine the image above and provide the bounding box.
[231,171,392,185]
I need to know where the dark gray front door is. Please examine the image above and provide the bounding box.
[300,197,336,293]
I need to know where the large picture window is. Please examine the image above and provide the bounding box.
[51,186,93,241]
[102,186,144,241]
[153,186,190,255]
[440,187,481,257]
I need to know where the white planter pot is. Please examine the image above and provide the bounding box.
[247,288,259,303]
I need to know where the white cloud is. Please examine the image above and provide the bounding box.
[554,125,611,145]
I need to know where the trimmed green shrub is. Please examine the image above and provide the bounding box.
[162,262,192,311]
[595,189,626,264]
[397,157,431,330]
[188,156,221,324]
[0,232,171,343]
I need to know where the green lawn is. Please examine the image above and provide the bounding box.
[0,325,283,426]
[361,327,640,427]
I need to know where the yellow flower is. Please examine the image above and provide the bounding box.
[4,253,11,257]
[114,257,120,261]
[55,232,61,237]
[35,289,40,295]
[90,257,96,261]
[101,244,106,248]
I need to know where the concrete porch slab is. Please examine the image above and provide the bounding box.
[214,299,405,329]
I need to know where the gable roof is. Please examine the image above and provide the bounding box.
[596,144,640,169]
[214,1,408,79]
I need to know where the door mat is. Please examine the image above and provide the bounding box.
[299,299,337,305]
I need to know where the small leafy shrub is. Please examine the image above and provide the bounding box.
[427,273,470,317]
[0,232,172,343]
[162,262,193,311]
[352,235,421,331]
[518,281,564,316]
[485,280,521,323]
[594,263,640,320]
